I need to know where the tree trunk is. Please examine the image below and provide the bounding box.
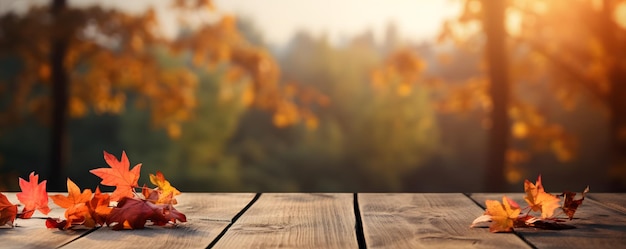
[608,56,626,191]
[603,0,626,191]
[483,0,510,191]
[49,0,68,191]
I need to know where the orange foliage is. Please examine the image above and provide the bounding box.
[370,48,426,97]
[0,0,323,138]
[387,0,625,183]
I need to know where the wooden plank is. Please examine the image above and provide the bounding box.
[212,193,358,249]
[0,192,93,249]
[62,193,256,249]
[359,193,531,249]
[471,193,626,249]
[588,193,626,214]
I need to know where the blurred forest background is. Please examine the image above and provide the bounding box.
[1,0,626,192]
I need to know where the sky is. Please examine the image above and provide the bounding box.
[2,0,461,46]
[212,0,460,46]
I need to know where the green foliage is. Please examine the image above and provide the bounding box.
[226,32,440,191]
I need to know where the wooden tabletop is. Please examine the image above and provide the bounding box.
[1,193,625,248]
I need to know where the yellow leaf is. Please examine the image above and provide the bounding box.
[524,175,561,218]
[485,196,520,232]
[149,171,181,204]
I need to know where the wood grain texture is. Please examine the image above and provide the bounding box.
[471,193,626,249]
[212,193,358,249]
[588,193,626,214]
[62,193,255,249]
[359,193,531,249]
[0,192,93,249]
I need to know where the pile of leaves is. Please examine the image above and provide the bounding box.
[471,175,589,233]
[0,150,186,230]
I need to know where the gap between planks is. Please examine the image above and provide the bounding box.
[353,193,367,249]
[206,193,262,249]
[57,227,101,248]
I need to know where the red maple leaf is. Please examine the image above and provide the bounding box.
[16,172,50,218]
[45,218,67,229]
[560,186,590,220]
[142,186,186,225]
[90,150,142,201]
[0,193,18,227]
[106,197,167,230]
[107,190,186,230]
[160,204,186,225]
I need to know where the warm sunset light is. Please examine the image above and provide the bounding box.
[1,0,625,193]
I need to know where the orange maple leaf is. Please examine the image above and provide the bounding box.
[50,178,94,229]
[90,150,142,201]
[88,187,112,226]
[485,196,521,232]
[16,172,50,218]
[524,175,561,219]
[149,171,180,204]
[0,193,18,227]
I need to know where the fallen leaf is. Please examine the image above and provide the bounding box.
[161,204,186,225]
[522,218,576,230]
[470,214,492,227]
[16,172,50,218]
[107,197,168,230]
[45,218,67,229]
[90,150,142,201]
[149,171,180,204]
[50,178,94,229]
[0,193,18,227]
[142,186,186,224]
[524,175,561,218]
[88,187,112,226]
[142,185,165,204]
[485,196,521,232]
[560,186,590,220]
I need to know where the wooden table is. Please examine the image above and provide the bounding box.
[1,193,625,248]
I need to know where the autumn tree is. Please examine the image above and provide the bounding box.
[506,0,626,189]
[422,0,626,189]
[374,0,602,190]
[0,0,320,190]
